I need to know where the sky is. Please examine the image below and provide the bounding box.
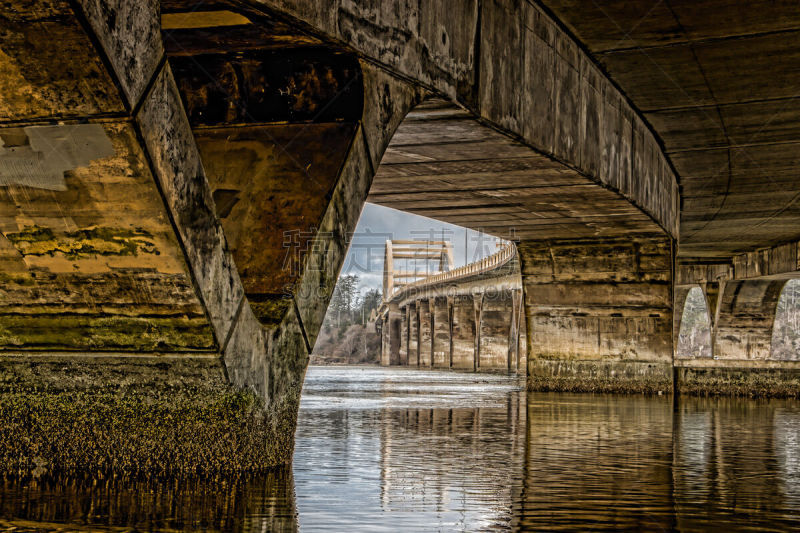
[339,202,506,295]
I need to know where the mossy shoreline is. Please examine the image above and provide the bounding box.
[528,367,800,398]
[0,387,298,476]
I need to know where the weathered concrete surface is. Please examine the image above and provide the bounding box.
[714,280,785,360]
[399,304,409,365]
[370,100,670,241]
[408,301,419,366]
[432,296,450,367]
[520,237,674,393]
[0,0,425,472]
[381,302,402,366]
[538,1,800,259]
[418,299,433,367]
[478,289,513,370]
[528,359,673,395]
[450,294,476,370]
[509,289,527,373]
[252,0,680,240]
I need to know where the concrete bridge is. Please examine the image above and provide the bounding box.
[2,0,800,472]
[376,240,526,373]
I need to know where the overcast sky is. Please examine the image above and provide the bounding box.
[340,202,505,294]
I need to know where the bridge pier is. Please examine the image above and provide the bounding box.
[0,0,430,473]
[400,305,410,365]
[509,289,527,373]
[381,303,403,366]
[450,295,478,370]
[479,289,514,370]
[432,297,450,368]
[409,302,420,366]
[713,280,785,360]
[521,238,674,394]
[417,299,434,367]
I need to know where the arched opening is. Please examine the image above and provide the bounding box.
[309,201,524,373]
[771,279,800,360]
[677,287,712,359]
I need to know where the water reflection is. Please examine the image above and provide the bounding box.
[0,469,296,532]
[520,394,675,531]
[673,398,800,531]
[2,367,800,531]
[294,367,525,532]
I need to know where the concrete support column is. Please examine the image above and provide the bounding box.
[408,302,418,366]
[510,289,526,374]
[478,289,513,370]
[714,280,785,359]
[382,302,402,366]
[473,293,485,372]
[450,295,477,370]
[400,305,409,365]
[520,238,674,393]
[380,312,390,366]
[418,299,433,366]
[432,296,450,368]
[704,282,722,329]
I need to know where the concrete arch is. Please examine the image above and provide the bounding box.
[714,280,786,360]
[249,0,680,239]
[0,0,427,470]
[70,2,680,397]
[0,0,698,471]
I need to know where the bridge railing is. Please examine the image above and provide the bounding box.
[389,243,515,301]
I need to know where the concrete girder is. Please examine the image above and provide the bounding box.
[539,1,800,261]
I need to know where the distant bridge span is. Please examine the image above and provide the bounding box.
[377,242,525,373]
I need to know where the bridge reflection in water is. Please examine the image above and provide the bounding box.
[3,367,800,531]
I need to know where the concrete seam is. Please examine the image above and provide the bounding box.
[0,113,130,127]
[472,0,483,108]
[359,121,377,176]
[0,352,219,359]
[221,295,246,354]
[293,296,313,355]
[132,54,168,118]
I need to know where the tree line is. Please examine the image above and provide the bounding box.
[324,274,382,334]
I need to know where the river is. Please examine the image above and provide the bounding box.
[2,366,800,531]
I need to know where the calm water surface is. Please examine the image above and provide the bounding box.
[2,365,800,531]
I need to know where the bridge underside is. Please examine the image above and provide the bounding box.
[539,1,800,259]
[1,0,799,473]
